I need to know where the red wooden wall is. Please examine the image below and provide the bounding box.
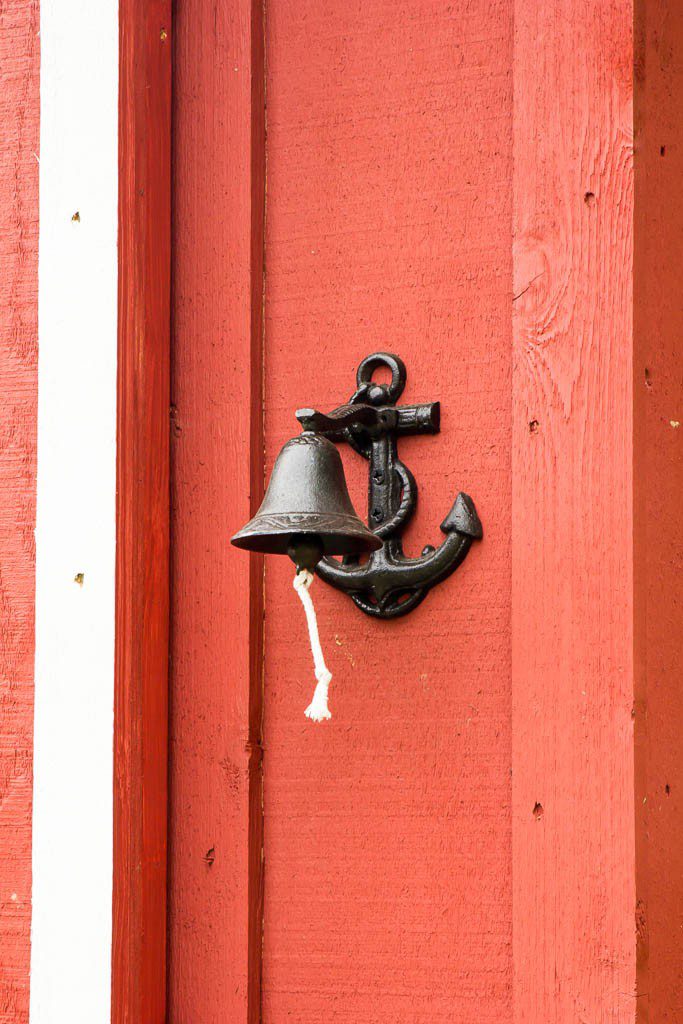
[0,3,38,1021]
[511,3,636,1019]
[113,2,172,1021]
[170,1,512,1020]
[170,1,265,1020]
[0,0,679,1019]
[262,2,512,1020]
[634,5,683,1019]
[168,1,683,1022]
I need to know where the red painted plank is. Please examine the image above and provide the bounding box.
[0,3,39,1022]
[262,2,513,1021]
[112,2,172,1021]
[633,4,683,1020]
[511,2,636,1020]
[168,0,265,1020]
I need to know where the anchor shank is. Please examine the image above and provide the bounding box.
[368,435,397,532]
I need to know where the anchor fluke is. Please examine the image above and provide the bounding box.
[440,492,483,539]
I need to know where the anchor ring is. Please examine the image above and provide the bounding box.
[356,352,406,404]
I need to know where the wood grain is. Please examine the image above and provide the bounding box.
[0,3,39,1022]
[168,0,265,1020]
[168,3,683,1020]
[113,2,172,1021]
[633,4,683,1020]
[263,2,513,1021]
[512,2,636,1020]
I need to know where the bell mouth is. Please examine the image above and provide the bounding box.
[231,511,382,558]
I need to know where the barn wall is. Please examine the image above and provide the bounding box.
[0,3,39,1021]
[511,2,637,1020]
[168,0,683,1020]
[262,2,513,1021]
[633,4,683,1019]
[168,1,265,1019]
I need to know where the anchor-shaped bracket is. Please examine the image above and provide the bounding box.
[295,352,482,618]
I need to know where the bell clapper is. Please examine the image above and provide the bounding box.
[290,541,333,722]
[287,534,324,574]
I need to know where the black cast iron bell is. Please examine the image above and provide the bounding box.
[231,432,381,571]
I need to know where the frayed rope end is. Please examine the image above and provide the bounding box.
[304,670,332,722]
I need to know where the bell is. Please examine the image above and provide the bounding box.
[231,432,381,570]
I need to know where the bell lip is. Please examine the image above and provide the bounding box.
[231,513,382,557]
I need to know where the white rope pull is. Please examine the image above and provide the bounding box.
[293,569,332,722]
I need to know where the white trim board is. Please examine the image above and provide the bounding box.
[30,1,119,1021]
